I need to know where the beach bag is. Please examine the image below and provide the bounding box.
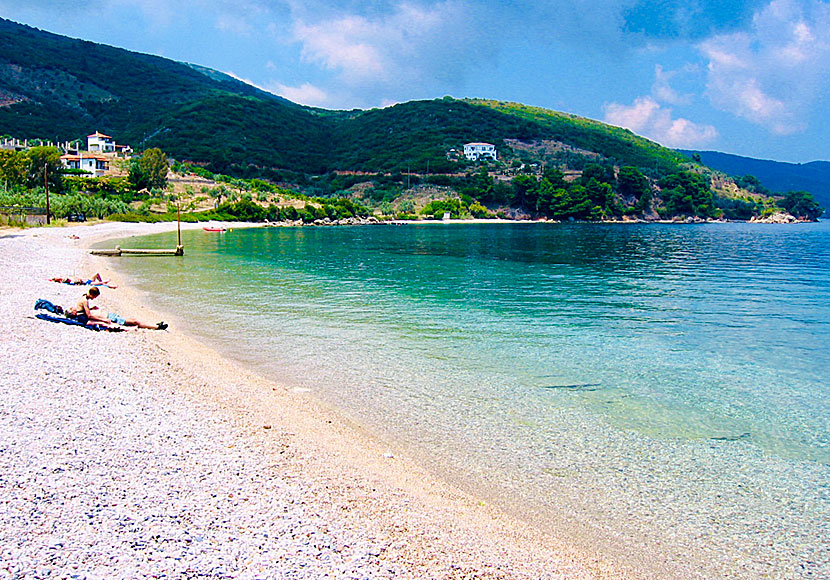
[34,299,64,315]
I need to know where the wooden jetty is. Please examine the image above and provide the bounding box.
[91,245,184,257]
[91,204,185,257]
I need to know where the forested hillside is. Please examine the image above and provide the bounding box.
[681,150,830,209]
[0,17,824,223]
[0,18,685,178]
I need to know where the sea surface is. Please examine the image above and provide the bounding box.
[106,222,830,579]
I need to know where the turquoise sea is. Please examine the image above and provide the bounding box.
[108,222,829,579]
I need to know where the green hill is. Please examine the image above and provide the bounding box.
[3,17,824,222]
[680,150,830,209]
[0,17,687,179]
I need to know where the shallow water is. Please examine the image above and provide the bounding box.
[107,222,830,579]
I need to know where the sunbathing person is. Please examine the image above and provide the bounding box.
[106,311,168,331]
[50,273,117,288]
[67,287,167,330]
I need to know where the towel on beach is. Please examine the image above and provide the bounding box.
[34,313,125,332]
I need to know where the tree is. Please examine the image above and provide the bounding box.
[512,174,537,208]
[585,178,615,217]
[617,166,650,200]
[469,201,489,218]
[26,146,63,192]
[778,191,823,221]
[0,149,27,189]
[565,185,593,219]
[461,168,494,201]
[580,163,615,186]
[617,166,651,214]
[658,171,715,217]
[129,148,169,191]
[542,168,568,190]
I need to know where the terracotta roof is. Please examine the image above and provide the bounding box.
[87,132,113,139]
[61,154,110,161]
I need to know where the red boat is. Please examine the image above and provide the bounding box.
[203,226,226,232]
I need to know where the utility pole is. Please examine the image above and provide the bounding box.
[44,162,51,225]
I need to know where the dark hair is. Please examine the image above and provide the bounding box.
[87,286,100,298]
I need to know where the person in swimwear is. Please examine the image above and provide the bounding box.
[50,273,117,288]
[67,287,167,330]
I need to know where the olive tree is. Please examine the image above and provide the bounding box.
[129,148,169,192]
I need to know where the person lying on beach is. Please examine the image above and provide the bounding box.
[106,311,168,331]
[50,273,117,289]
[66,287,167,330]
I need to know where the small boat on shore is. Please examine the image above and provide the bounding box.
[203,226,226,232]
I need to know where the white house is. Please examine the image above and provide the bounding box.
[87,131,116,153]
[60,153,110,177]
[463,142,497,161]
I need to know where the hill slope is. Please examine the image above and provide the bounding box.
[680,150,830,208]
[0,18,327,167]
[0,18,688,179]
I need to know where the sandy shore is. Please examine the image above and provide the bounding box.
[1,221,633,579]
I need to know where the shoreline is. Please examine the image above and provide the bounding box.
[3,221,631,578]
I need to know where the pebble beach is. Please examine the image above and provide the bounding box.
[0,222,630,580]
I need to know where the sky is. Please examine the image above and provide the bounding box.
[2,0,829,163]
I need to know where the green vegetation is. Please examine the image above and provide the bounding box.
[657,171,717,218]
[0,19,689,180]
[0,146,63,192]
[778,190,824,221]
[0,18,824,224]
[0,190,129,219]
[128,148,169,191]
[469,100,686,177]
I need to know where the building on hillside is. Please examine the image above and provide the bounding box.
[464,142,497,161]
[60,153,110,177]
[87,131,115,153]
[1,137,29,151]
[87,131,132,157]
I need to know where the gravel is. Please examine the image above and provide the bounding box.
[0,223,615,580]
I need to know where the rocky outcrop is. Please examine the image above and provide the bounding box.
[750,212,798,223]
[311,216,382,226]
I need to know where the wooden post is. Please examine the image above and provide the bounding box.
[177,201,182,247]
[44,163,51,225]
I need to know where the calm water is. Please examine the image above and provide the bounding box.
[107,222,830,579]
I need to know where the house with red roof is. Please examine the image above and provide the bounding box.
[87,131,116,153]
[60,153,110,177]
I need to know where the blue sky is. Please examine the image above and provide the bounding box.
[3,0,829,162]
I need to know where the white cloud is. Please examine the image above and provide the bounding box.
[215,13,253,36]
[651,64,698,106]
[698,0,830,134]
[289,1,475,93]
[270,82,330,107]
[294,16,387,79]
[604,96,718,147]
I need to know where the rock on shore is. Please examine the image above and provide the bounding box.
[749,211,799,223]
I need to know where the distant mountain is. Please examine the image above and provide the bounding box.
[681,150,830,209]
[0,17,688,178]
